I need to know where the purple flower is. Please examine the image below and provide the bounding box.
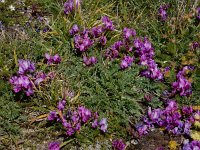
[45,53,53,64]
[182,106,193,115]
[10,75,34,96]
[78,106,92,123]
[69,24,79,36]
[158,4,170,21]
[48,141,60,150]
[92,119,98,128]
[62,120,71,128]
[45,53,61,64]
[148,107,161,122]
[74,34,93,52]
[66,127,75,136]
[99,36,107,46]
[165,100,178,112]
[18,59,35,75]
[172,69,192,96]
[26,88,34,96]
[83,56,97,66]
[134,38,142,48]
[123,27,136,40]
[182,140,200,150]
[99,118,108,132]
[34,72,46,85]
[48,111,57,121]
[105,41,123,60]
[71,111,80,124]
[120,55,134,69]
[58,99,66,111]
[91,26,103,38]
[112,41,123,50]
[102,16,114,31]
[183,121,191,135]
[64,0,80,15]
[136,124,149,136]
[75,122,81,131]
[112,139,126,150]
[53,54,61,64]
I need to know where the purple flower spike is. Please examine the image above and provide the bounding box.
[48,141,60,150]
[99,118,108,132]
[112,139,126,150]
[102,16,114,31]
[18,59,35,75]
[69,24,79,36]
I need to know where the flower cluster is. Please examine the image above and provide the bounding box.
[48,99,108,136]
[120,55,134,70]
[71,15,114,53]
[105,27,135,60]
[136,100,197,136]
[64,0,80,15]
[74,29,94,52]
[10,54,60,96]
[69,16,115,66]
[45,53,61,64]
[10,59,35,96]
[112,139,126,150]
[10,75,34,96]
[158,4,170,21]
[172,66,193,96]
[18,59,35,75]
[134,37,163,80]
[182,140,200,150]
